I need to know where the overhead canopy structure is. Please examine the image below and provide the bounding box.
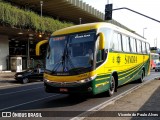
[5,0,105,24]
[1,0,137,40]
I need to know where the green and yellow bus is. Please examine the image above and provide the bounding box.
[36,22,150,96]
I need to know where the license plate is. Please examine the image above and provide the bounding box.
[60,88,68,92]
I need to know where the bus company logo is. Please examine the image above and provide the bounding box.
[116,55,121,64]
[61,82,66,86]
[56,73,69,75]
[75,34,90,39]
[112,57,115,63]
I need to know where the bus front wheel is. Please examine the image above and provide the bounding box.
[107,76,115,97]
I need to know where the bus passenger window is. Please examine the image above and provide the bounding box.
[142,42,146,54]
[136,40,142,53]
[122,35,130,52]
[146,43,150,53]
[130,38,137,53]
[111,32,122,51]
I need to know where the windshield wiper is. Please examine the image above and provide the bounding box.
[51,41,75,73]
[61,42,75,72]
[51,60,63,73]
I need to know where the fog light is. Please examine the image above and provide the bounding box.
[44,79,51,83]
[79,79,86,83]
[88,87,92,91]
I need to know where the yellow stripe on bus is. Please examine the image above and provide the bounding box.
[95,81,109,88]
[96,77,110,81]
[119,63,143,81]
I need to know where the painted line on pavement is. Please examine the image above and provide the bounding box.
[0,94,61,111]
[0,80,14,82]
[70,76,159,120]
[0,82,42,89]
[0,87,43,96]
[0,84,21,88]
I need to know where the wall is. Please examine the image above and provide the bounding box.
[0,35,9,71]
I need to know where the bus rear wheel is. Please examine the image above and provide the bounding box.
[138,70,144,83]
[107,76,115,97]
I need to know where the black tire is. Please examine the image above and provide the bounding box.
[22,78,29,84]
[44,84,53,93]
[138,70,144,83]
[107,76,115,97]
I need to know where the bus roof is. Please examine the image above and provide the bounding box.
[52,22,147,43]
[52,22,105,36]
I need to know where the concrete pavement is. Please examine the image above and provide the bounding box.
[0,72,15,81]
[0,71,160,120]
[84,79,160,120]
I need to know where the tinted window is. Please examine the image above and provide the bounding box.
[142,42,146,54]
[122,35,130,52]
[130,37,137,53]
[99,28,111,50]
[110,32,122,51]
[136,40,142,53]
[146,43,150,54]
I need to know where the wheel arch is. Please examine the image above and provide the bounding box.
[142,66,145,77]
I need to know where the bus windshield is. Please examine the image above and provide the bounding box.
[46,31,96,73]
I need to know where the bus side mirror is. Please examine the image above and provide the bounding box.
[99,32,105,50]
[36,40,48,56]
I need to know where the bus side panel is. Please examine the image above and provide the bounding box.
[105,52,150,86]
[104,52,139,86]
[118,63,142,85]
[91,53,150,95]
[119,63,145,85]
[92,74,110,95]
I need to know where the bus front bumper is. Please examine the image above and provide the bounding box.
[44,80,93,94]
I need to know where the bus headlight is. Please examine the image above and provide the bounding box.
[44,75,97,84]
[78,75,97,83]
[44,79,51,83]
